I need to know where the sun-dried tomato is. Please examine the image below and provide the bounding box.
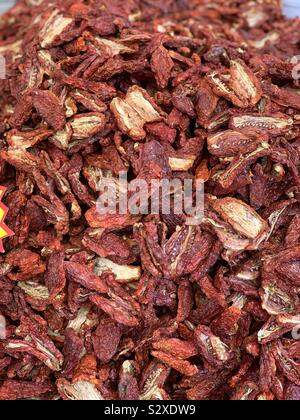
[1,0,300,402]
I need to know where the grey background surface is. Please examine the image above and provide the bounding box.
[0,1,15,13]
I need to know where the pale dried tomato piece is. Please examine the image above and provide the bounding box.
[70,113,106,139]
[211,197,268,240]
[39,10,73,48]
[62,328,84,379]
[89,292,140,327]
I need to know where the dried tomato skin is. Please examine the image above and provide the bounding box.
[64,262,108,293]
[0,380,52,401]
[151,46,174,89]
[62,328,84,379]
[45,251,66,300]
